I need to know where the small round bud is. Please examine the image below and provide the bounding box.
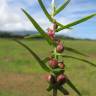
[57,74,66,85]
[47,28,55,40]
[49,58,58,68]
[58,62,65,69]
[56,43,64,53]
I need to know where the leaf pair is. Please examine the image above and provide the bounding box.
[14,39,66,74]
[22,9,56,46]
[42,54,96,71]
[22,0,96,46]
[38,0,70,29]
[38,0,96,33]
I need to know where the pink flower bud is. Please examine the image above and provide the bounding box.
[58,62,65,69]
[47,28,55,40]
[56,43,64,53]
[49,58,58,68]
[57,74,66,85]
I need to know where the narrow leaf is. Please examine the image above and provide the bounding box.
[64,46,88,56]
[38,0,54,22]
[42,57,49,63]
[38,0,71,29]
[56,13,96,32]
[59,86,69,95]
[14,39,50,72]
[66,78,81,96]
[22,9,55,46]
[24,34,42,39]
[62,55,96,67]
[54,0,71,16]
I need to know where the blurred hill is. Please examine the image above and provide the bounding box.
[0,30,93,40]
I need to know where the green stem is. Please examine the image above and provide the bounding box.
[53,89,57,96]
[54,48,58,60]
[51,1,58,96]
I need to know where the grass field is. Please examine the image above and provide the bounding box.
[0,38,96,96]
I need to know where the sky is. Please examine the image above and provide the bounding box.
[0,0,96,39]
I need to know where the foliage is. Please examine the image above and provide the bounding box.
[14,0,96,96]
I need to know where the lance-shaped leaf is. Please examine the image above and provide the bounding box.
[24,34,42,39]
[22,9,56,46]
[66,78,81,96]
[54,0,71,16]
[14,39,50,72]
[42,57,49,63]
[56,13,96,32]
[64,46,88,56]
[38,0,53,22]
[62,55,96,67]
[59,86,69,95]
[38,0,70,29]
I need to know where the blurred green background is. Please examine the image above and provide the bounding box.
[0,38,96,96]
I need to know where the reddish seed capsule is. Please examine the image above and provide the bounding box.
[57,74,66,85]
[58,62,65,69]
[49,58,58,68]
[56,43,64,53]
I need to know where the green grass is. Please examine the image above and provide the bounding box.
[0,38,96,96]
